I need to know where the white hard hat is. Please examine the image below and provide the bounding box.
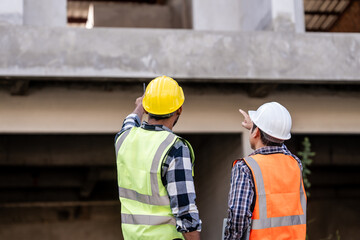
[248,102,292,140]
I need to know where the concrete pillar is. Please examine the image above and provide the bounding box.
[169,0,191,29]
[0,0,23,25]
[192,0,305,32]
[24,0,66,27]
[242,129,253,157]
[272,0,305,32]
[239,0,273,31]
[192,0,241,31]
[294,0,305,32]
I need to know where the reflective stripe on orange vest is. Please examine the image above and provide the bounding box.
[243,154,306,239]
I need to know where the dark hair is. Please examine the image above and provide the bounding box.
[148,112,175,121]
[251,123,282,147]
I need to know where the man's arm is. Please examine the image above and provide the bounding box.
[225,161,254,240]
[114,96,144,142]
[162,140,201,239]
[132,96,145,120]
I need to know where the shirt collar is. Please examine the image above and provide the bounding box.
[250,145,284,156]
[141,121,173,133]
[249,144,303,170]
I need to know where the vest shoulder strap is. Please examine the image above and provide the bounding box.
[232,158,243,168]
[177,137,195,176]
[115,128,132,156]
[179,137,195,163]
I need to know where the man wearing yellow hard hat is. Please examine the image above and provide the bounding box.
[115,76,202,240]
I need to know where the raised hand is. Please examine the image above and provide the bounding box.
[133,96,145,119]
[239,109,253,130]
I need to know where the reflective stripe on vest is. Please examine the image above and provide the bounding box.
[245,156,306,230]
[115,129,131,155]
[121,213,176,226]
[116,130,176,206]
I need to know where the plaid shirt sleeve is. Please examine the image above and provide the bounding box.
[161,139,202,233]
[114,113,141,143]
[224,160,255,240]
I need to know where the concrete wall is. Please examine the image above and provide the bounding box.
[192,0,305,32]
[1,133,359,240]
[23,0,67,27]
[0,132,241,240]
[0,0,23,25]
[271,0,305,32]
[286,134,360,239]
[1,26,360,82]
[0,135,116,166]
[0,204,123,240]
[240,0,272,31]
[185,134,242,240]
[192,0,242,31]
[1,132,360,239]
[308,199,360,240]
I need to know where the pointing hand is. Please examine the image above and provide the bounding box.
[239,109,253,130]
[133,96,145,119]
[135,96,144,109]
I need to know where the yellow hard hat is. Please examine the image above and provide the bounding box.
[143,76,185,116]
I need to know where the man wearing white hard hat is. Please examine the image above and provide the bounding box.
[224,102,307,240]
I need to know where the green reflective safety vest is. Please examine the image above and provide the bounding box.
[115,127,195,240]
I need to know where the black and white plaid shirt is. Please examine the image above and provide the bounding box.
[115,114,202,233]
[224,145,302,240]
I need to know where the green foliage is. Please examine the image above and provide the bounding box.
[336,230,341,240]
[297,137,315,197]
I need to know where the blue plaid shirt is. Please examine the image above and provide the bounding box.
[115,114,202,233]
[224,145,302,240]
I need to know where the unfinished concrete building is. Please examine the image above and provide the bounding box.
[0,0,360,239]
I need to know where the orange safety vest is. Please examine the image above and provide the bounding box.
[240,153,307,240]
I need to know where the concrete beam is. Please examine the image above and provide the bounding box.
[0,26,360,82]
[1,85,359,134]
